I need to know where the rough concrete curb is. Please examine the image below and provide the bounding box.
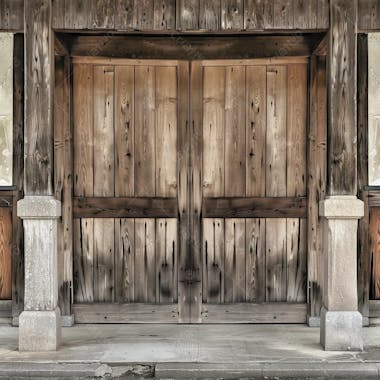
[155,362,380,379]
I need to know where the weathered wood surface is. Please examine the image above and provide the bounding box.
[0,208,12,299]
[24,0,54,195]
[201,303,307,323]
[327,0,357,195]
[54,55,73,316]
[203,197,307,218]
[12,34,24,318]
[358,0,380,30]
[68,35,322,60]
[0,0,24,31]
[370,208,380,299]
[308,55,327,318]
[51,0,330,30]
[357,34,370,318]
[73,303,179,323]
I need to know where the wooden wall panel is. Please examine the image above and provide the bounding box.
[64,0,90,29]
[221,0,244,30]
[176,0,199,30]
[203,66,225,197]
[358,0,380,30]
[200,0,221,30]
[115,0,134,30]
[0,208,12,299]
[132,0,154,30]
[370,208,380,299]
[154,0,175,30]
[273,0,294,29]
[0,0,24,31]
[244,0,273,29]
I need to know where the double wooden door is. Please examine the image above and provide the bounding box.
[72,58,308,323]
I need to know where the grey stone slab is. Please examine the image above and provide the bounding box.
[17,196,61,219]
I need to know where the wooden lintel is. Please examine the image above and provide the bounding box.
[73,197,178,218]
[203,197,307,218]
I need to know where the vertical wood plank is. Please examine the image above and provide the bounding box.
[176,0,199,30]
[132,0,154,30]
[73,64,93,197]
[73,218,94,302]
[225,219,245,302]
[246,65,266,197]
[64,0,90,29]
[115,218,134,302]
[24,0,53,195]
[199,0,221,30]
[294,0,309,29]
[266,65,287,197]
[115,66,134,197]
[358,34,370,318]
[135,219,156,302]
[245,218,265,303]
[370,208,380,299]
[0,0,24,31]
[244,0,274,30]
[156,219,177,303]
[203,66,225,197]
[12,34,24,318]
[177,61,190,322]
[266,218,287,301]
[90,0,115,29]
[221,0,244,30]
[287,64,307,197]
[317,0,329,29]
[202,219,224,303]
[94,218,115,302]
[135,66,156,196]
[308,55,327,318]
[286,218,307,302]
[225,66,245,197]
[0,208,12,299]
[156,66,178,197]
[190,61,203,321]
[154,0,175,30]
[52,0,65,28]
[273,0,294,29]
[115,0,134,30]
[327,0,357,195]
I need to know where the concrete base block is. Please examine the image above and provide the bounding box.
[61,314,74,327]
[19,308,61,351]
[320,307,363,351]
[307,316,320,327]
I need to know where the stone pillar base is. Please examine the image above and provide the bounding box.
[19,307,61,351]
[320,307,363,351]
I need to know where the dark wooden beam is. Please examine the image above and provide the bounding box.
[327,0,357,195]
[68,34,323,60]
[203,197,307,218]
[24,0,54,195]
[73,197,178,218]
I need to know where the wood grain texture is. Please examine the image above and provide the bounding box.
[221,0,244,30]
[358,0,380,30]
[225,66,245,197]
[115,0,134,30]
[246,65,266,196]
[115,218,134,302]
[90,0,115,29]
[273,0,294,29]
[132,0,154,30]
[115,66,134,197]
[307,55,326,317]
[200,0,221,30]
[176,0,199,30]
[156,66,178,197]
[154,0,175,30]
[244,0,273,29]
[64,0,90,29]
[370,208,380,299]
[24,0,53,195]
[135,66,156,196]
[0,0,24,31]
[328,0,357,195]
[0,208,12,299]
[203,66,225,197]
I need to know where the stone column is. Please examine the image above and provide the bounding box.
[319,196,364,351]
[17,196,61,351]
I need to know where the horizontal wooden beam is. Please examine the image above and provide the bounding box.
[201,303,307,323]
[67,34,324,60]
[368,191,380,207]
[73,303,178,323]
[73,197,178,218]
[202,197,307,218]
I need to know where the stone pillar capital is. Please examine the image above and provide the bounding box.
[319,196,364,220]
[17,196,61,220]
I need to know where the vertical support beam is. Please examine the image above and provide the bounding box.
[319,0,363,351]
[17,0,61,351]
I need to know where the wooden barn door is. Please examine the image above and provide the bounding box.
[191,59,309,323]
[72,59,188,323]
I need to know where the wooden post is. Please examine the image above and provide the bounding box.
[319,0,364,351]
[18,0,61,351]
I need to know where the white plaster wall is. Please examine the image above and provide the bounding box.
[369,33,380,186]
[0,33,13,186]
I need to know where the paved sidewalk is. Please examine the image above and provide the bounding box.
[1,324,380,378]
